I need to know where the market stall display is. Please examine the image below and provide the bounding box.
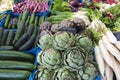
[0,0,120,80]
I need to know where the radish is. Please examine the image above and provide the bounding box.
[94,46,105,78]
[102,35,120,62]
[114,41,120,50]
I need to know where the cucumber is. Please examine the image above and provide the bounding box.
[34,16,39,27]
[18,13,22,22]
[4,14,10,28]
[22,10,28,21]
[0,69,31,80]
[6,30,15,46]
[0,61,35,71]
[0,51,35,63]
[13,20,25,44]
[14,33,28,49]
[27,24,34,37]
[1,30,9,45]
[29,13,35,24]
[18,35,35,51]
[8,22,12,29]
[0,46,14,50]
[34,29,40,46]
[25,16,30,28]
[39,16,44,25]
[0,27,3,45]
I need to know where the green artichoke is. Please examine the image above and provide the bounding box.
[64,47,85,71]
[37,48,61,70]
[39,33,54,50]
[53,31,75,50]
[76,35,93,53]
[37,66,53,80]
[77,62,98,80]
[53,67,78,80]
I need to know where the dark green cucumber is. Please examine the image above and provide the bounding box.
[0,69,31,80]
[13,20,25,44]
[1,30,9,45]
[6,30,15,46]
[18,13,22,22]
[14,33,28,49]
[0,27,3,45]
[34,29,40,46]
[27,24,34,37]
[34,16,39,27]
[25,16,30,28]
[18,35,35,51]
[0,46,14,50]
[22,10,28,21]
[29,13,35,24]
[0,61,35,71]
[39,16,44,25]
[8,22,12,29]
[0,51,35,63]
[4,14,10,28]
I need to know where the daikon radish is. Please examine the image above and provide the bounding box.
[111,56,120,80]
[105,63,113,80]
[94,46,105,78]
[105,29,117,44]
[114,41,120,50]
[98,40,113,68]
[102,35,120,62]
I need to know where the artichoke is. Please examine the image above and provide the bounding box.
[39,33,54,50]
[37,48,61,70]
[37,66,53,80]
[53,67,78,80]
[60,20,75,28]
[51,24,61,33]
[72,17,86,31]
[39,30,52,37]
[54,31,75,50]
[40,21,52,31]
[76,35,93,53]
[77,62,98,80]
[64,47,85,71]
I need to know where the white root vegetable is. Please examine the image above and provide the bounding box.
[114,41,120,50]
[94,46,105,78]
[105,63,113,80]
[102,35,120,62]
[111,56,120,80]
[105,29,117,44]
[98,40,113,68]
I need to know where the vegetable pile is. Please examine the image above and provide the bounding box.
[13,0,49,13]
[36,17,98,80]
[0,10,44,51]
[0,50,35,80]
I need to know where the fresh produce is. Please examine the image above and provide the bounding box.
[13,0,49,13]
[40,21,52,31]
[0,0,14,12]
[5,30,15,46]
[64,47,84,71]
[0,51,35,63]
[37,48,61,70]
[0,70,31,80]
[0,27,3,45]
[77,62,98,80]
[1,30,9,45]
[0,61,35,71]
[53,31,75,50]
[39,33,53,50]
[53,67,78,80]
[36,66,53,80]
[0,46,14,50]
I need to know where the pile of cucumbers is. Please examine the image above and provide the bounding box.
[0,10,43,51]
[0,50,35,80]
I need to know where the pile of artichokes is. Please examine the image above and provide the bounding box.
[36,18,98,80]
